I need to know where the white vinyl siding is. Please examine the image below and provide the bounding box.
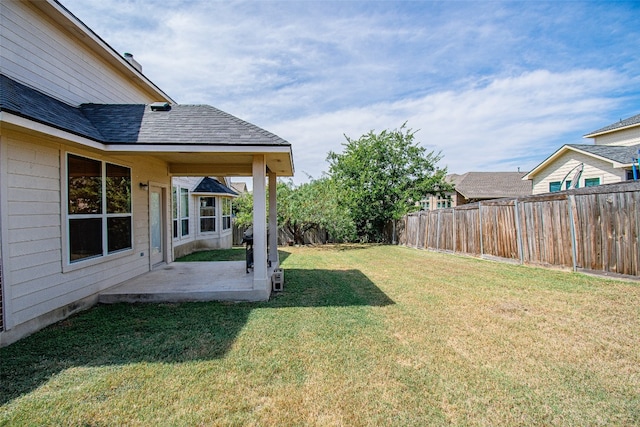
[593,126,640,147]
[0,0,157,105]
[531,151,625,195]
[2,129,171,330]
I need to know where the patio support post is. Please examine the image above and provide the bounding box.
[252,155,269,298]
[268,170,278,267]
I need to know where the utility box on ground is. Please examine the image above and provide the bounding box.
[271,268,284,291]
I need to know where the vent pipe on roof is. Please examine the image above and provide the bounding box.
[123,52,142,73]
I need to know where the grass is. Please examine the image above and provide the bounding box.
[1,245,639,426]
[175,247,247,262]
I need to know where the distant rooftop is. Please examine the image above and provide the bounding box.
[585,113,640,137]
[450,172,532,200]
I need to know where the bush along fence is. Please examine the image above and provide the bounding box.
[398,181,640,278]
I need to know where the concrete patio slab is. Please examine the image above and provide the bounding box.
[99,261,270,303]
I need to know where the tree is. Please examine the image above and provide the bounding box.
[232,178,355,244]
[278,177,355,244]
[327,124,452,242]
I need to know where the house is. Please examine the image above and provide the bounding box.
[171,176,238,259]
[0,0,293,346]
[523,113,640,194]
[419,172,532,210]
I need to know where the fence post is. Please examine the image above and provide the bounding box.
[436,210,441,251]
[567,194,578,272]
[478,202,484,256]
[453,209,457,253]
[415,212,421,249]
[514,199,524,264]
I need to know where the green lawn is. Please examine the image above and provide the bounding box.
[2,245,639,426]
[175,247,247,262]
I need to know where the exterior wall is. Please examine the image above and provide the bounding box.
[0,0,160,105]
[171,177,234,259]
[0,128,171,345]
[592,126,640,147]
[530,150,626,195]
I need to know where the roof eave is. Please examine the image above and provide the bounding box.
[584,122,640,139]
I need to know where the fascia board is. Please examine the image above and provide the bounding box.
[522,145,571,180]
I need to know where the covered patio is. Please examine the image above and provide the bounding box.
[100,103,295,301]
[98,261,281,303]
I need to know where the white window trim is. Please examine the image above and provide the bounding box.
[198,196,217,235]
[173,186,191,240]
[62,152,133,273]
[222,198,233,231]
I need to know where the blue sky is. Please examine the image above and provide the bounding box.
[63,0,640,184]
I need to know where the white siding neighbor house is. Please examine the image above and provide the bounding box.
[524,113,640,194]
[0,0,294,346]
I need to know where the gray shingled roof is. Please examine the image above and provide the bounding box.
[1,74,104,140]
[1,74,290,147]
[567,144,640,164]
[585,113,640,136]
[452,172,532,200]
[193,177,238,196]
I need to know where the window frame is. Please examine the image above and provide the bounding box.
[63,153,133,271]
[172,186,191,240]
[199,196,217,234]
[583,177,601,187]
[222,198,232,231]
[549,181,562,193]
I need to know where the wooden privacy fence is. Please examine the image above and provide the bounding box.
[399,181,640,278]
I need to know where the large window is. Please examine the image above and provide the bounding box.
[67,154,132,263]
[199,197,216,233]
[222,198,232,230]
[172,186,190,239]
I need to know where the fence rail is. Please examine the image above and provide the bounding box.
[398,181,640,278]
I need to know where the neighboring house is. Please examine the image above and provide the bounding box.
[524,113,640,194]
[419,172,532,210]
[230,181,248,194]
[0,0,293,346]
[171,176,238,259]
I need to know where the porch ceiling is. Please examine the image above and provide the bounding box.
[113,150,293,177]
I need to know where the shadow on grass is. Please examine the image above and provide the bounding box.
[0,267,392,404]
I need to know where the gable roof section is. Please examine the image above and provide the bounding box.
[193,177,238,196]
[1,74,290,147]
[584,113,640,137]
[523,143,640,180]
[452,172,531,200]
[566,144,640,164]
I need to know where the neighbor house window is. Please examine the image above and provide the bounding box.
[549,181,562,192]
[584,177,600,187]
[200,197,216,233]
[67,154,132,263]
[172,186,190,239]
[222,198,232,230]
[436,197,452,209]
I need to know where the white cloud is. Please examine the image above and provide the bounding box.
[62,0,639,186]
[269,69,624,182]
